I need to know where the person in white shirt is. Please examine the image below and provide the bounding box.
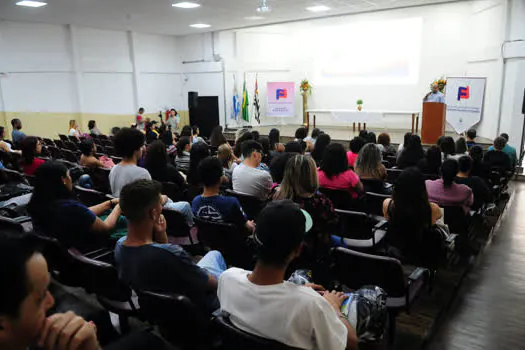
[218,200,358,350]
[232,140,273,200]
[68,120,80,138]
[423,83,445,103]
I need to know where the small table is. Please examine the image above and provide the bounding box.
[306,109,420,134]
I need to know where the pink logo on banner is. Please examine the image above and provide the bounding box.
[267,82,295,117]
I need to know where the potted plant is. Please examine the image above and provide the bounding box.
[300,79,313,128]
[356,99,363,111]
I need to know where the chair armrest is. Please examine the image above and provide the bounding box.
[12,216,32,224]
[408,267,429,283]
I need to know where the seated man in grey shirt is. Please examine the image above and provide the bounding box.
[232,140,273,201]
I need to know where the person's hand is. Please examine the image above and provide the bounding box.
[38,312,99,350]
[245,220,256,233]
[323,290,348,310]
[154,214,167,234]
[221,175,229,184]
[305,283,325,291]
[161,195,169,205]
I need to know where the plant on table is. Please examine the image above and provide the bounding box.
[356,99,363,111]
[300,79,312,95]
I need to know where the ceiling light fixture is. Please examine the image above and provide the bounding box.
[306,5,331,12]
[172,2,201,9]
[245,16,264,20]
[256,0,271,13]
[16,1,47,7]
[189,23,211,28]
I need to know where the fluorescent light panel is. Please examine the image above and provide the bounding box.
[16,1,47,7]
[306,5,331,12]
[172,2,200,8]
[245,16,264,20]
[189,23,211,28]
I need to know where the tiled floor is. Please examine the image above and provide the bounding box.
[428,182,525,349]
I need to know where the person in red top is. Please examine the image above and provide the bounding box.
[20,136,45,176]
[319,143,363,199]
[346,136,365,168]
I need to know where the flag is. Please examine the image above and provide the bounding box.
[253,74,261,124]
[231,75,240,120]
[241,75,249,123]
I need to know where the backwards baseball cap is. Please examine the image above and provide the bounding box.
[254,200,313,259]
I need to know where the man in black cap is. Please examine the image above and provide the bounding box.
[217,200,357,350]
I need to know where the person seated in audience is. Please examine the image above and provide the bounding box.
[68,120,81,138]
[186,142,210,186]
[259,136,272,166]
[251,130,260,141]
[109,128,150,197]
[20,136,45,176]
[209,125,228,148]
[355,144,388,192]
[145,140,185,189]
[111,126,121,136]
[218,200,357,350]
[304,127,321,146]
[268,128,285,156]
[144,121,159,144]
[311,133,331,166]
[455,137,468,156]
[232,141,273,200]
[284,141,305,154]
[418,145,442,176]
[217,143,237,182]
[28,161,121,253]
[233,130,254,158]
[295,126,313,151]
[166,108,180,134]
[88,120,102,136]
[397,135,425,169]
[269,152,295,188]
[366,131,377,145]
[180,125,192,138]
[397,131,412,155]
[159,124,174,146]
[440,136,458,160]
[192,125,205,144]
[382,168,443,264]
[347,136,366,168]
[456,156,492,210]
[469,145,490,180]
[0,126,20,154]
[192,157,255,232]
[319,143,363,198]
[488,133,517,169]
[466,128,478,149]
[426,159,473,214]
[10,118,26,144]
[377,132,397,156]
[79,139,108,169]
[484,136,512,172]
[0,231,100,350]
[175,136,191,173]
[136,107,145,131]
[115,179,226,313]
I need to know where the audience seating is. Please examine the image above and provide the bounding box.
[161,181,185,203]
[64,140,79,152]
[363,192,391,216]
[330,247,429,344]
[163,208,194,245]
[111,156,123,164]
[23,173,36,186]
[195,217,255,269]
[91,167,112,193]
[335,209,387,248]
[60,148,79,163]
[386,168,403,184]
[214,313,303,350]
[54,139,66,149]
[43,138,55,146]
[443,206,470,236]
[0,150,21,171]
[46,145,61,159]
[74,185,108,206]
[319,187,360,211]
[0,214,32,233]
[361,178,391,194]
[59,134,69,141]
[225,189,265,220]
[68,135,79,143]
[1,168,28,184]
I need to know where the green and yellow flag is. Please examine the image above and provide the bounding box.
[241,75,249,123]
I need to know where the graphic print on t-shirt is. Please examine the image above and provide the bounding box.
[197,205,224,222]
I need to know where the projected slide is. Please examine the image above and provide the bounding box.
[313,17,422,85]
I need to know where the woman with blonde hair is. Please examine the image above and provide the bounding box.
[68,120,80,137]
[355,143,388,193]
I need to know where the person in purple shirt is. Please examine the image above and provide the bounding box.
[425,159,473,214]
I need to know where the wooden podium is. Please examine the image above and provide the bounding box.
[421,102,446,145]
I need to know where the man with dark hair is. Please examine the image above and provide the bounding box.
[109,128,151,197]
[192,125,205,144]
[456,156,492,210]
[484,136,512,171]
[192,157,255,232]
[0,231,99,350]
[115,179,226,313]
[466,129,477,149]
[488,132,517,168]
[10,118,26,144]
[218,200,357,349]
[232,140,272,200]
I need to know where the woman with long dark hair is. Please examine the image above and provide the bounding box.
[311,133,331,166]
[20,136,45,175]
[88,120,101,136]
[425,159,473,214]
[209,125,227,148]
[469,145,490,180]
[440,136,456,160]
[27,161,121,253]
[187,142,210,185]
[145,140,185,188]
[318,143,363,198]
[268,128,285,155]
[397,135,425,169]
[418,145,442,176]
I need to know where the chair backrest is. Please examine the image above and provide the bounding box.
[215,313,303,350]
[0,150,22,171]
[105,146,115,156]
[225,189,265,220]
[443,206,469,235]
[46,145,61,159]
[68,135,79,143]
[185,184,203,203]
[64,140,79,152]
[95,144,107,154]
[1,168,28,185]
[74,185,108,206]
[335,209,383,240]
[59,134,69,141]
[318,187,360,211]
[43,138,55,146]
[24,174,36,186]
[162,208,191,240]
[331,247,407,298]
[60,149,78,163]
[195,217,254,269]
[54,139,65,148]
[361,178,388,194]
[91,167,111,193]
[161,181,185,202]
[32,233,80,285]
[363,192,391,216]
[386,168,404,184]
[0,215,29,233]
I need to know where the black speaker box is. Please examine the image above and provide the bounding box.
[188,91,199,109]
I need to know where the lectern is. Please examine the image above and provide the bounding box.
[421,102,446,145]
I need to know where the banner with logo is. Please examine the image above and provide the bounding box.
[445,77,486,134]
[267,82,295,117]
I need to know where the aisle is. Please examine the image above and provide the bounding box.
[428,182,525,349]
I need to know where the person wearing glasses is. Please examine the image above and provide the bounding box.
[232,140,273,200]
[20,136,45,176]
